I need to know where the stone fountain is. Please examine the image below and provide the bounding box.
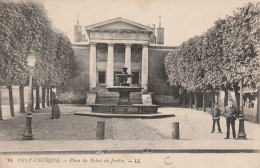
[88,67,159,114]
[107,67,142,105]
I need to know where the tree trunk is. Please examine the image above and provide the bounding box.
[189,92,192,108]
[257,86,260,124]
[203,92,206,112]
[224,88,228,107]
[19,85,25,113]
[42,86,46,108]
[31,85,34,112]
[35,85,40,110]
[8,85,15,117]
[195,92,198,110]
[47,87,50,106]
[0,90,3,120]
[178,86,182,106]
[234,85,240,112]
[182,92,186,108]
[211,90,215,112]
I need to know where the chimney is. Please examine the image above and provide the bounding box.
[156,16,164,45]
[149,24,156,44]
[74,14,82,42]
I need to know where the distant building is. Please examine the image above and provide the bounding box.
[59,17,178,105]
[56,17,259,122]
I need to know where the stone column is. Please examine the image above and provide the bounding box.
[89,43,97,90]
[107,43,114,87]
[125,44,132,83]
[141,44,149,90]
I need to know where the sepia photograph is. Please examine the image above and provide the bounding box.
[0,0,259,167]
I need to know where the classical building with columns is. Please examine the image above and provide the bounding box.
[59,17,179,106]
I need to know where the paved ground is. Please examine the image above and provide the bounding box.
[0,105,259,153]
[144,107,260,140]
[1,105,260,141]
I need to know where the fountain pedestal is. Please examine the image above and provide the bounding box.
[118,91,131,105]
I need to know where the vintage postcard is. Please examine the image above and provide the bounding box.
[0,0,259,167]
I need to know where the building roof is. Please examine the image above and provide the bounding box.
[85,17,154,33]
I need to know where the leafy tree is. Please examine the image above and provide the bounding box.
[49,31,76,88]
[165,2,259,110]
[223,2,259,88]
[0,1,76,117]
[222,2,259,107]
[0,2,28,116]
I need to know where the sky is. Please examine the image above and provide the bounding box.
[41,0,257,46]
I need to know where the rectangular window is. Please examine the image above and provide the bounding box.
[98,71,106,84]
[132,72,139,85]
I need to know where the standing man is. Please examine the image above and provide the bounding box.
[223,99,238,139]
[211,103,222,133]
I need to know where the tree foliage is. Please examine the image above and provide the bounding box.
[165,2,259,92]
[0,0,76,88]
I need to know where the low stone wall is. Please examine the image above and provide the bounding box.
[152,94,179,106]
[56,92,86,104]
[56,92,179,106]
[0,86,34,105]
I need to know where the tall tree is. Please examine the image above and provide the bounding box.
[0,2,28,116]
[165,2,259,110]
[0,1,50,115]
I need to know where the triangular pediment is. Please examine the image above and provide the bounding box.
[85,17,153,32]
[95,21,146,30]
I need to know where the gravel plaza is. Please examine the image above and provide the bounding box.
[0,105,259,146]
[0,105,260,168]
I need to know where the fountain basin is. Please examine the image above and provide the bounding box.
[107,86,143,92]
[107,86,143,105]
[88,104,159,114]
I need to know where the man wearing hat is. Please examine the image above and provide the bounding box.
[223,99,238,139]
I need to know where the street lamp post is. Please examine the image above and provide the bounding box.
[237,62,247,140]
[23,50,36,140]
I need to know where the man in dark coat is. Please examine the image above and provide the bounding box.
[211,103,222,133]
[223,99,238,139]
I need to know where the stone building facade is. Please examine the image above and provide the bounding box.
[58,17,178,106]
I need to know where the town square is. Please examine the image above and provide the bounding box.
[0,0,259,168]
